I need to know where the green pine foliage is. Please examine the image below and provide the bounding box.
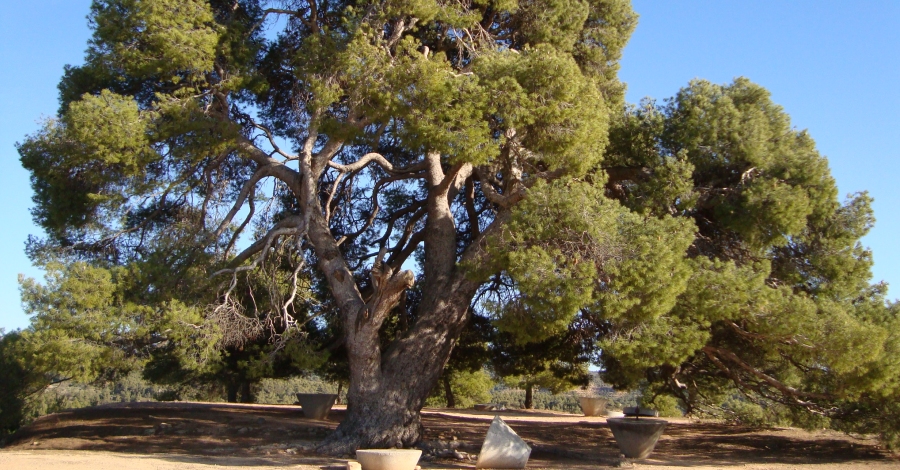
[11,0,900,449]
[425,369,495,408]
[599,77,900,448]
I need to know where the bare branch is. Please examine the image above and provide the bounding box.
[248,119,298,161]
[237,139,301,183]
[386,228,425,270]
[702,345,831,403]
[373,200,426,249]
[464,176,481,238]
[251,8,316,34]
[337,171,427,246]
[327,152,428,174]
[474,167,525,208]
[213,165,274,239]
[324,172,345,223]
[223,184,256,258]
[214,215,307,277]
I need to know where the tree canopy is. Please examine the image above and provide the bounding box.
[14,0,900,452]
[597,79,900,444]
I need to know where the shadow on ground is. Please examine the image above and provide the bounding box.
[2,401,893,469]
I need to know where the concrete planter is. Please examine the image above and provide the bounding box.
[578,397,608,416]
[355,449,422,470]
[607,418,667,459]
[295,393,337,420]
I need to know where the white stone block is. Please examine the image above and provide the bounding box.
[345,461,362,470]
[475,416,531,469]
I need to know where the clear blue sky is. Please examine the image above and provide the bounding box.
[1,1,898,331]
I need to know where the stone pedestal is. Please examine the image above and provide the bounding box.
[578,397,608,416]
[475,416,531,469]
[355,449,422,470]
[295,393,337,419]
[607,418,667,459]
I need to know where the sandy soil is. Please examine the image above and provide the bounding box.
[1,401,898,469]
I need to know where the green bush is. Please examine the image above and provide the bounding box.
[426,369,495,408]
[640,393,684,417]
[489,387,582,413]
[25,371,171,418]
[0,331,31,439]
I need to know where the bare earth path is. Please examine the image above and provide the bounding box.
[1,401,898,469]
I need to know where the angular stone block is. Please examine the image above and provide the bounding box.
[578,397,608,416]
[295,393,337,419]
[475,416,531,469]
[623,407,659,417]
[607,417,667,459]
[355,449,422,470]
[345,461,362,470]
[606,410,625,418]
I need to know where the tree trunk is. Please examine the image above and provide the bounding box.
[300,153,492,455]
[524,384,534,410]
[443,375,456,408]
[317,275,478,454]
[226,381,239,403]
[239,380,253,403]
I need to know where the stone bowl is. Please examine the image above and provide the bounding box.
[356,449,422,470]
[295,393,338,420]
[578,396,608,416]
[607,417,667,459]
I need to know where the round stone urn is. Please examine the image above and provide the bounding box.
[606,417,667,459]
[295,393,338,420]
[356,449,422,470]
[578,396,608,416]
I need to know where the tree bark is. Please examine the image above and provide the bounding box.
[317,273,479,453]
[311,154,486,454]
[443,375,456,408]
[524,384,534,410]
[226,381,239,403]
[239,380,253,403]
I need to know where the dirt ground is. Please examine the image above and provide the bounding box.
[1,401,898,469]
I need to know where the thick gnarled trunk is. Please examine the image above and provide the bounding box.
[310,153,482,454]
[317,273,478,454]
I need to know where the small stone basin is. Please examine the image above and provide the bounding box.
[578,397,608,416]
[607,417,667,459]
[295,393,337,420]
[356,449,422,470]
